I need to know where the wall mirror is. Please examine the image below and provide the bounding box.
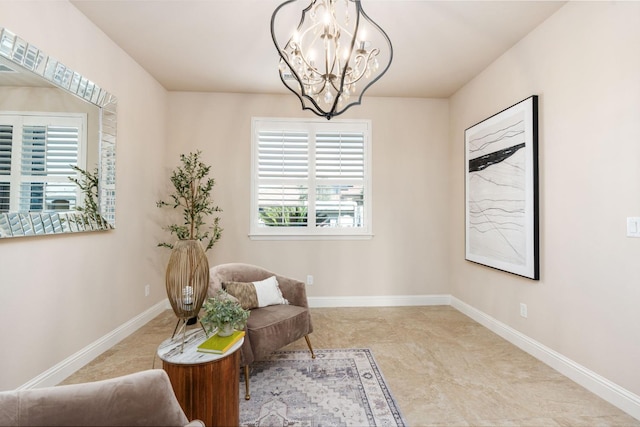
[0,27,116,238]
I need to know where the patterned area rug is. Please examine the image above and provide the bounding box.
[239,348,406,427]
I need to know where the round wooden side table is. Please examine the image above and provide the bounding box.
[157,328,242,427]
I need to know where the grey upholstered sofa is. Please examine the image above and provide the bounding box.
[0,369,203,426]
[208,263,315,400]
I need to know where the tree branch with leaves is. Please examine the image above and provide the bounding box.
[69,165,112,230]
[156,151,223,251]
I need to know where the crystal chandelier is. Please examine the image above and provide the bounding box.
[271,0,393,120]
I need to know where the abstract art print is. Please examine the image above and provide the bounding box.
[465,96,539,280]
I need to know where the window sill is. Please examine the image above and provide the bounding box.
[248,233,373,241]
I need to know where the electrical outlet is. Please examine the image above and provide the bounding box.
[306,275,314,285]
[627,217,640,237]
[144,284,150,297]
[520,303,528,318]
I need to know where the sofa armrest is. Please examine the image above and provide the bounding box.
[0,369,192,426]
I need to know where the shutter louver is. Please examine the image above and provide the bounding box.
[21,125,46,175]
[0,124,12,175]
[315,131,365,228]
[316,132,364,179]
[20,125,79,211]
[258,131,308,179]
[0,124,12,212]
[257,130,309,227]
[21,125,78,176]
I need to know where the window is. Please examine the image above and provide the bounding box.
[0,113,86,213]
[251,118,371,239]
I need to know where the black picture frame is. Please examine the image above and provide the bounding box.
[465,96,539,280]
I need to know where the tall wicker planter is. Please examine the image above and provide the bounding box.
[165,240,209,325]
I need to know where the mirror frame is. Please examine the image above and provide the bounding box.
[0,27,116,238]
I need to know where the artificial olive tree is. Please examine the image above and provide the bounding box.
[156,151,222,251]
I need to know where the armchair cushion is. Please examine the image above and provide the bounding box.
[223,276,288,310]
[246,304,311,360]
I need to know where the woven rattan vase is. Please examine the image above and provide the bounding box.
[165,240,209,328]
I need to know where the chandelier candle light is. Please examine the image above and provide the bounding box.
[271,0,393,119]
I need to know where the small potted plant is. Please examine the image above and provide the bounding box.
[201,290,250,336]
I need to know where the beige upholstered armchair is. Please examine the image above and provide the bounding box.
[208,263,315,400]
[0,369,203,427]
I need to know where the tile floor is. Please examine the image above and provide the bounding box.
[61,306,640,426]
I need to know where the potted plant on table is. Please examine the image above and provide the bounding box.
[201,290,250,337]
[156,151,223,335]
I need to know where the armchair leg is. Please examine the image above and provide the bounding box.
[304,335,316,359]
[244,365,251,400]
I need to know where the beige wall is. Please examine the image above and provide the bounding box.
[163,93,451,299]
[449,2,640,395]
[0,1,168,389]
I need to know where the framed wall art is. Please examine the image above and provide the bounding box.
[465,95,539,280]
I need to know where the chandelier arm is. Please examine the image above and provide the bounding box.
[330,4,393,118]
[272,1,309,95]
[291,10,335,94]
[344,49,379,85]
[346,4,393,90]
[294,47,325,88]
[278,64,332,119]
[326,1,361,114]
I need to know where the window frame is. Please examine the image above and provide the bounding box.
[250,117,373,240]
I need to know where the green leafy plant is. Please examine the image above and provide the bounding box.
[156,151,222,251]
[201,290,250,334]
[259,205,308,226]
[69,165,112,229]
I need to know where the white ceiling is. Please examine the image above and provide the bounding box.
[70,0,565,98]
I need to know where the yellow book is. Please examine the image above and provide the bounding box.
[197,330,245,354]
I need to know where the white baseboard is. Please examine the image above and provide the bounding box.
[18,299,170,390]
[21,294,640,421]
[450,296,640,421]
[308,294,451,308]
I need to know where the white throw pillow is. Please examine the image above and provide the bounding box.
[253,276,289,307]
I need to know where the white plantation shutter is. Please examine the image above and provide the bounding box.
[0,124,12,212]
[257,130,309,226]
[0,124,11,174]
[252,118,371,237]
[0,113,84,213]
[19,124,80,211]
[20,125,46,175]
[315,132,365,228]
[258,131,308,179]
[316,132,364,179]
[21,125,79,176]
